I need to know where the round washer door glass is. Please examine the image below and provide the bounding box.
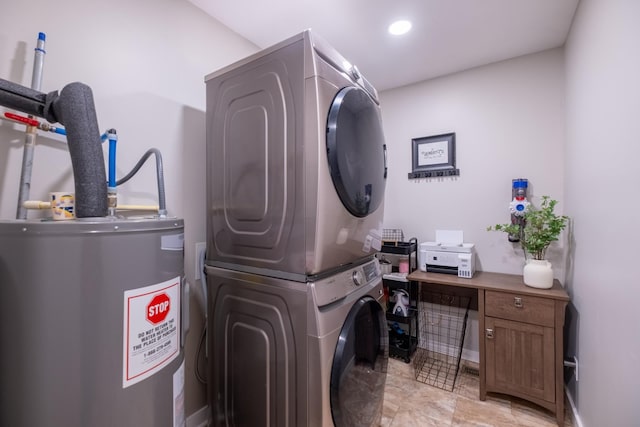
[327,87,386,218]
[330,295,388,427]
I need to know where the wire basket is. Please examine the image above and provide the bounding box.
[413,291,470,391]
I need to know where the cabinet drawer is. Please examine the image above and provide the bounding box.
[485,291,555,327]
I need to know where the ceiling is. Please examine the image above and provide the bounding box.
[188,0,579,91]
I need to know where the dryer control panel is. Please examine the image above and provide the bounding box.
[312,259,381,307]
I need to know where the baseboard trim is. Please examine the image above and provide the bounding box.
[565,388,583,427]
[186,405,209,427]
[461,348,479,364]
[418,340,480,365]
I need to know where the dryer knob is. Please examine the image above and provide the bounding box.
[351,65,361,81]
[352,270,364,287]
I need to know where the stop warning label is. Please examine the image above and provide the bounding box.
[147,293,171,324]
[123,277,181,388]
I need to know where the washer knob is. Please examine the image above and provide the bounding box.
[352,270,364,286]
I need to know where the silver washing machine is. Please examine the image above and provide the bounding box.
[205,30,387,280]
[206,258,388,426]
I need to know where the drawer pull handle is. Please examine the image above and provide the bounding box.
[485,328,494,339]
[514,297,523,308]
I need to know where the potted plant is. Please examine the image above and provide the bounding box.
[487,196,569,288]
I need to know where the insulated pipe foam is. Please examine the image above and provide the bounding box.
[51,83,107,217]
[0,79,107,217]
[0,78,48,117]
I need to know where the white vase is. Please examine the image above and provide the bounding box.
[523,259,554,289]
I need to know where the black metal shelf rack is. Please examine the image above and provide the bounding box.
[381,237,419,363]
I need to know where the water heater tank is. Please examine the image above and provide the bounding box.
[0,218,186,427]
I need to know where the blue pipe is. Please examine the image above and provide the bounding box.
[106,129,117,188]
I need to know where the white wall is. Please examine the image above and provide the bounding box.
[380,48,566,276]
[564,0,640,425]
[0,0,258,416]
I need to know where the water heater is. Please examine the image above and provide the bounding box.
[0,218,186,427]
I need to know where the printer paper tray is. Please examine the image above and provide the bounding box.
[426,265,459,275]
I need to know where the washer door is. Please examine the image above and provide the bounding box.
[326,87,387,218]
[330,295,388,427]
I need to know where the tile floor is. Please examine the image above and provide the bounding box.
[381,357,574,427]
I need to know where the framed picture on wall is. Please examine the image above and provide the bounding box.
[408,132,460,179]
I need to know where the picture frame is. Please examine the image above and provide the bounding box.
[408,132,460,179]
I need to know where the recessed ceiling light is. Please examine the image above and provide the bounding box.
[388,20,412,36]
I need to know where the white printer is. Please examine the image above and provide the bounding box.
[419,230,476,278]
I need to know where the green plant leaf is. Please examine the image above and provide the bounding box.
[487,195,569,260]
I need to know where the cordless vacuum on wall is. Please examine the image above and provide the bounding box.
[508,178,529,242]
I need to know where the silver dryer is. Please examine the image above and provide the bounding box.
[205,30,387,280]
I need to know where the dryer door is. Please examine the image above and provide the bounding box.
[326,87,386,218]
[330,295,388,427]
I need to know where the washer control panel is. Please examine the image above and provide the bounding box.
[361,260,380,282]
[352,270,364,287]
[312,258,381,307]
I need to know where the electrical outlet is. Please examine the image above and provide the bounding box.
[195,242,206,281]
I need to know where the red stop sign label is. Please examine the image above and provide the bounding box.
[147,293,170,324]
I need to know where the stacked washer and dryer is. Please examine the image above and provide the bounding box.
[205,30,389,426]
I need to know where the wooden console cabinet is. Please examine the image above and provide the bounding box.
[407,270,569,426]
